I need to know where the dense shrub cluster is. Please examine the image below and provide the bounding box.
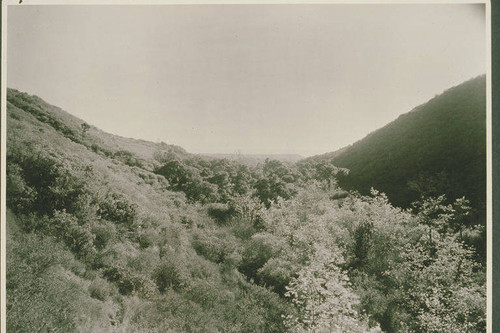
[154,155,346,208]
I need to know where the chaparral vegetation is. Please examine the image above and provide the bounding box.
[6,76,486,332]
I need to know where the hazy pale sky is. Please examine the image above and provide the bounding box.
[7,4,486,156]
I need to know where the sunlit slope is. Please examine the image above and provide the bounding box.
[326,75,486,222]
[6,89,291,332]
[7,88,188,168]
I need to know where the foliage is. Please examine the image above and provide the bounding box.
[284,245,371,333]
[5,86,485,333]
[7,229,118,332]
[394,235,485,332]
[97,192,138,226]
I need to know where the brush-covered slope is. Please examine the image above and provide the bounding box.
[325,75,486,223]
[7,88,188,168]
[6,89,293,332]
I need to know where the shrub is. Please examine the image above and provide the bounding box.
[97,192,138,226]
[114,150,143,167]
[239,233,285,282]
[153,256,190,292]
[191,228,242,264]
[186,255,220,281]
[91,221,117,250]
[206,202,236,225]
[6,162,36,214]
[257,257,294,295]
[137,228,160,249]
[51,210,96,259]
[88,276,116,301]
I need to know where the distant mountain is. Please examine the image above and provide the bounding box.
[201,153,304,166]
[313,75,487,224]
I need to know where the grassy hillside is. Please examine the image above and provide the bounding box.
[6,89,293,332]
[316,75,486,224]
[6,88,486,332]
[7,88,189,168]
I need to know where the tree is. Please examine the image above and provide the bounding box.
[81,122,90,134]
[393,234,485,333]
[450,197,472,239]
[284,244,372,333]
[412,195,454,245]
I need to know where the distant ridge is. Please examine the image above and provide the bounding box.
[201,153,304,165]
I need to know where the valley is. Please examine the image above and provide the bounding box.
[5,76,487,332]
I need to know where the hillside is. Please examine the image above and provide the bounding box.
[6,88,486,332]
[313,75,486,224]
[305,146,349,162]
[7,88,189,169]
[6,88,294,332]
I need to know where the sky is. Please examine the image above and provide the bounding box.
[7,3,486,157]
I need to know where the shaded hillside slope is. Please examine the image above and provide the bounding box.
[322,75,486,223]
[305,146,349,162]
